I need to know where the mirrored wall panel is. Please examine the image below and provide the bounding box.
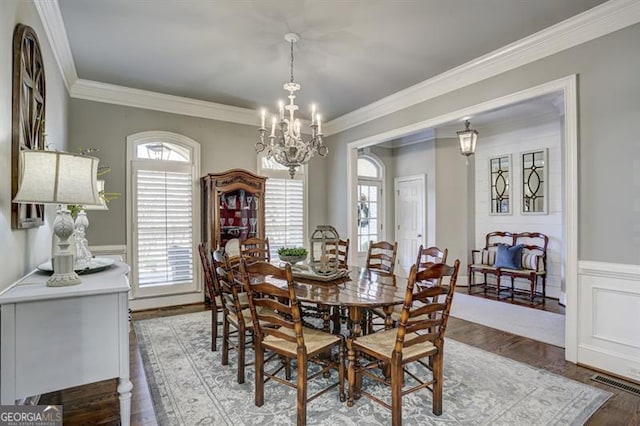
[489,155,511,214]
[522,149,548,214]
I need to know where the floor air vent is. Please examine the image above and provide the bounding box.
[591,374,640,396]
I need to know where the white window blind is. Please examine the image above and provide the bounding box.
[265,178,304,259]
[135,169,193,286]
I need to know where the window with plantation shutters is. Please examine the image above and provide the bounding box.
[127,132,200,301]
[135,169,193,286]
[259,156,307,260]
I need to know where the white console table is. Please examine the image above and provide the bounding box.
[0,260,132,425]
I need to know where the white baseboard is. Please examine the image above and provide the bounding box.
[130,292,204,311]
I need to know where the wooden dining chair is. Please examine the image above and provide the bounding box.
[326,238,350,268]
[415,245,448,289]
[240,259,345,426]
[197,242,222,351]
[347,260,460,425]
[240,237,271,264]
[211,250,253,383]
[416,245,448,271]
[366,240,398,275]
[363,240,398,333]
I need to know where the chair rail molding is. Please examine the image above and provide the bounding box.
[89,245,128,256]
[578,260,640,281]
[34,0,640,132]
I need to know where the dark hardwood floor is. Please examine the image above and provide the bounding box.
[458,285,566,315]
[40,302,639,425]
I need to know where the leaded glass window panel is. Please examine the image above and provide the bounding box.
[522,149,548,214]
[489,155,511,215]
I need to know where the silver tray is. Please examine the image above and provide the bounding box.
[37,256,116,275]
[289,265,350,282]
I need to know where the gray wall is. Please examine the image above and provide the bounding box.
[326,22,640,265]
[391,140,437,248]
[0,0,70,291]
[434,138,470,270]
[68,99,328,245]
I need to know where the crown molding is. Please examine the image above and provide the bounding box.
[34,0,78,92]
[36,0,640,130]
[323,0,640,136]
[70,79,260,125]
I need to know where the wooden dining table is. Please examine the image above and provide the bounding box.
[265,264,408,338]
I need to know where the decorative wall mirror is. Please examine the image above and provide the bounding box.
[489,154,511,215]
[521,148,548,214]
[11,24,46,229]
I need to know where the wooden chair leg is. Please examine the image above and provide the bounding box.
[510,276,515,300]
[432,352,443,416]
[255,344,264,407]
[211,308,218,351]
[221,317,230,366]
[530,276,535,303]
[391,358,402,426]
[237,326,245,384]
[284,356,292,380]
[338,339,346,402]
[297,355,308,426]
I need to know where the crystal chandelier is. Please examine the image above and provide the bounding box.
[256,33,328,178]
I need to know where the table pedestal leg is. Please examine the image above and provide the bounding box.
[347,306,363,406]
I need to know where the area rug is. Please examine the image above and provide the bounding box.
[450,292,565,347]
[134,311,609,426]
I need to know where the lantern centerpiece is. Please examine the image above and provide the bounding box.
[309,225,340,276]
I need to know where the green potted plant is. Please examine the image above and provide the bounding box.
[277,246,308,264]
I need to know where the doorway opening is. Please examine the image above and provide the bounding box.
[346,75,578,361]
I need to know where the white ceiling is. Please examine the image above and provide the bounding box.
[58,0,606,121]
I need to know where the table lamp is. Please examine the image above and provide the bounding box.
[13,150,101,286]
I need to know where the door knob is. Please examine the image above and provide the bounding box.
[417,234,422,238]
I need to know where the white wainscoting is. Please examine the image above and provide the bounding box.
[578,261,640,382]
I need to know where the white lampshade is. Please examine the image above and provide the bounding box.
[84,179,109,211]
[13,151,101,206]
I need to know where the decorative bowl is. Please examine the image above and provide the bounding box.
[278,254,307,264]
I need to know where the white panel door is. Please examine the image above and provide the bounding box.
[395,175,426,277]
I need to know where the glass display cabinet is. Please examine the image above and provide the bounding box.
[201,169,267,251]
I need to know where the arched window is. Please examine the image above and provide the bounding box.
[357,154,384,252]
[126,131,200,300]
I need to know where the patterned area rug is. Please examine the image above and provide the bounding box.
[134,311,610,425]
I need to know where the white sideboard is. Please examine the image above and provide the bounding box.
[0,260,132,425]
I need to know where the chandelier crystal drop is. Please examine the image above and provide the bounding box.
[256,33,328,178]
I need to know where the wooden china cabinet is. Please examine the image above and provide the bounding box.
[201,169,267,251]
